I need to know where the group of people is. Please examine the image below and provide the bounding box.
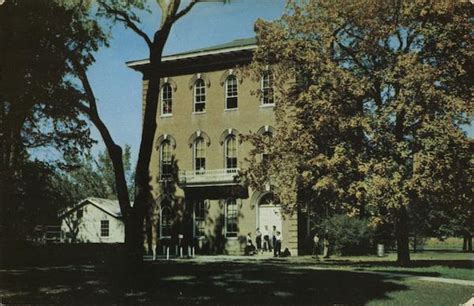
[246,225,287,257]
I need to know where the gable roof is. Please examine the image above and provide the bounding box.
[59,197,123,219]
[126,37,257,68]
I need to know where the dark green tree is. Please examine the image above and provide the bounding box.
[0,0,107,238]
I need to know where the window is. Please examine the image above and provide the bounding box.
[261,72,274,105]
[194,137,206,172]
[100,220,109,237]
[261,131,273,163]
[161,83,173,115]
[194,200,206,238]
[225,75,238,109]
[160,202,172,238]
[225,198,238,238]
[194,79,206,112]
[160,140,172,179]
[225,135,237,169]
[76,208,83,219]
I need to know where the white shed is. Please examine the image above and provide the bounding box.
[59,197,125,243]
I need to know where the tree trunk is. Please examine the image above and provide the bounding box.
[396,205,410,266]
[127,25,173,260]
[463,234,467,251]
[468,234,472,252]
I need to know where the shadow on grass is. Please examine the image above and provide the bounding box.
[0,260,408,304]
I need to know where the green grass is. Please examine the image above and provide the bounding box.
[303,250,474,281]
[367,279,473,306]
[424,237,464,250]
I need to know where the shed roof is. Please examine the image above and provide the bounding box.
[59,197,124,219]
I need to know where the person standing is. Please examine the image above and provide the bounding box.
[262,225,270,252]
[275,231,282,257]
[256,228,262,253]
[272,225,277,257]
[313,233,320,260]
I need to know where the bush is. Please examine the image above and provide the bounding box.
[321,214,371,256]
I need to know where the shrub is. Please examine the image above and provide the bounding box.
[321,214,371,256]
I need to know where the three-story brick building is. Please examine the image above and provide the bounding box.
[127,38,301,255]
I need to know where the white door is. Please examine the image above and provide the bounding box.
[258,205,282,234]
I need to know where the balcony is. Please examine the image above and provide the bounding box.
[178,168,240,187]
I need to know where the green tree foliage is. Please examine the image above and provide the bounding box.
[58,145,135,202]
[246,0,473,265]
[0,0,107,240]
[322,214,371,256]
[0,159,66,242]
[0,0,107,170]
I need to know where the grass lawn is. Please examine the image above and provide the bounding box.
[424,237,464,250]
[0,253,472,305]
[310,250,474,281]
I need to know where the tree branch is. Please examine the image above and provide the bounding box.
[172,0,197,23]
[98,0,152,49]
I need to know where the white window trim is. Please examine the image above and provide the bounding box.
[224,75,238,110]
[260,73,275,106]
[161,83,173,116]
[193,137,206,171]
[224,135,238,169]
[193,79,206,113]
[225,198,238,239]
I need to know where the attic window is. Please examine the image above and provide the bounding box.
[76,209,83,219]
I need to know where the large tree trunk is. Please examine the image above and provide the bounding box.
[127,24,173,259]
[396,205,410,266]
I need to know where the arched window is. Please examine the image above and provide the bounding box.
[225,135,237,169]
[161,83,173,115]
[225,75,238,109]
[194,137,206,172]
[194,79,206,113]
[225,198,238,238]
[160,140,172,179]
[160,201,172,238]
[261,72,274,105]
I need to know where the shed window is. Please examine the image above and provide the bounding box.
[100,220,109,237]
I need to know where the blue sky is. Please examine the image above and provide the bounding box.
[86,0,286,163]
[80,0,472,165]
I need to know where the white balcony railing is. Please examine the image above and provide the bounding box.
[178,168,240,187]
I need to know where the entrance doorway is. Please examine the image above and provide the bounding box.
[258,193,282,235]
